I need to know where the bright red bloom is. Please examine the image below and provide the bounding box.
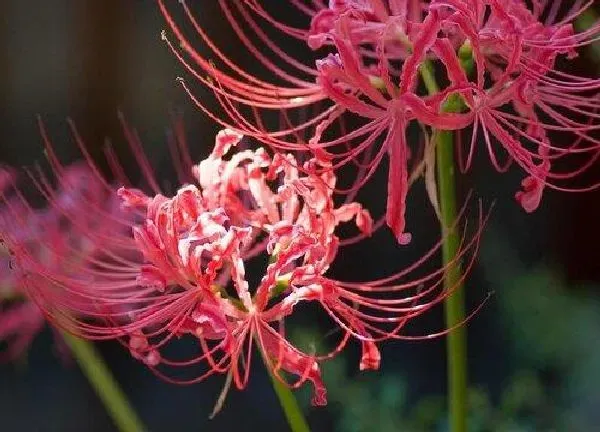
[2,126,368,404]
[3,122,484,409]
[159,0,600,238]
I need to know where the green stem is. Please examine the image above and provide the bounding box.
[62,333,146,432]
[254,331,310,432]
[436,129,468,432]
[420,57,469,432]
[268,371,311,432]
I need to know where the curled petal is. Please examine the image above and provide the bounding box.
[515,175,545,213]
[359,340,381,371]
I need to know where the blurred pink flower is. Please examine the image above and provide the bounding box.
[0,159,128,360]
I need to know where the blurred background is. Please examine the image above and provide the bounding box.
[1,1,600,431]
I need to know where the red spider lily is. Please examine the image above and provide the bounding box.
[159,0,600,240]
[0,168,46,359]
[2,124,369,405]
[0,162,129,360]
[2,119,485,408]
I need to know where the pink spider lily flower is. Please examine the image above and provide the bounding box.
[442,0,600,211]
[157,0,446,242]
[290,0,600,214]
[3,125,371,405]
[0,115,200,347]
[157,0,400,226]
[0,167,46,360]
[0,113,193,359]
[0,162,129,360]
[4,121,485,409]
[159,0,600,239]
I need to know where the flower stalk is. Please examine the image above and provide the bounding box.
[421,46,474,431]
[62,333,145,432]
[268,369,311,432]
[436,129,467,432]
[259,276,310,432]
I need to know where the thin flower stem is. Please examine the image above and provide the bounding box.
[254,332,310,431]
[436,129,467,432]
[421,56,470,432]
[62,332,146,432]
[268,371,311,432]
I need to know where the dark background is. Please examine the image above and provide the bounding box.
[1,2,600,431]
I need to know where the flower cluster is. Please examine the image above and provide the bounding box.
[160,0,600,239]
[2,0,595,413]
[0,117,482,406]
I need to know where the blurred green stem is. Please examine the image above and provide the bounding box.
[576,9,600,61]
[62,333,145,432]
[268,371,311,432]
